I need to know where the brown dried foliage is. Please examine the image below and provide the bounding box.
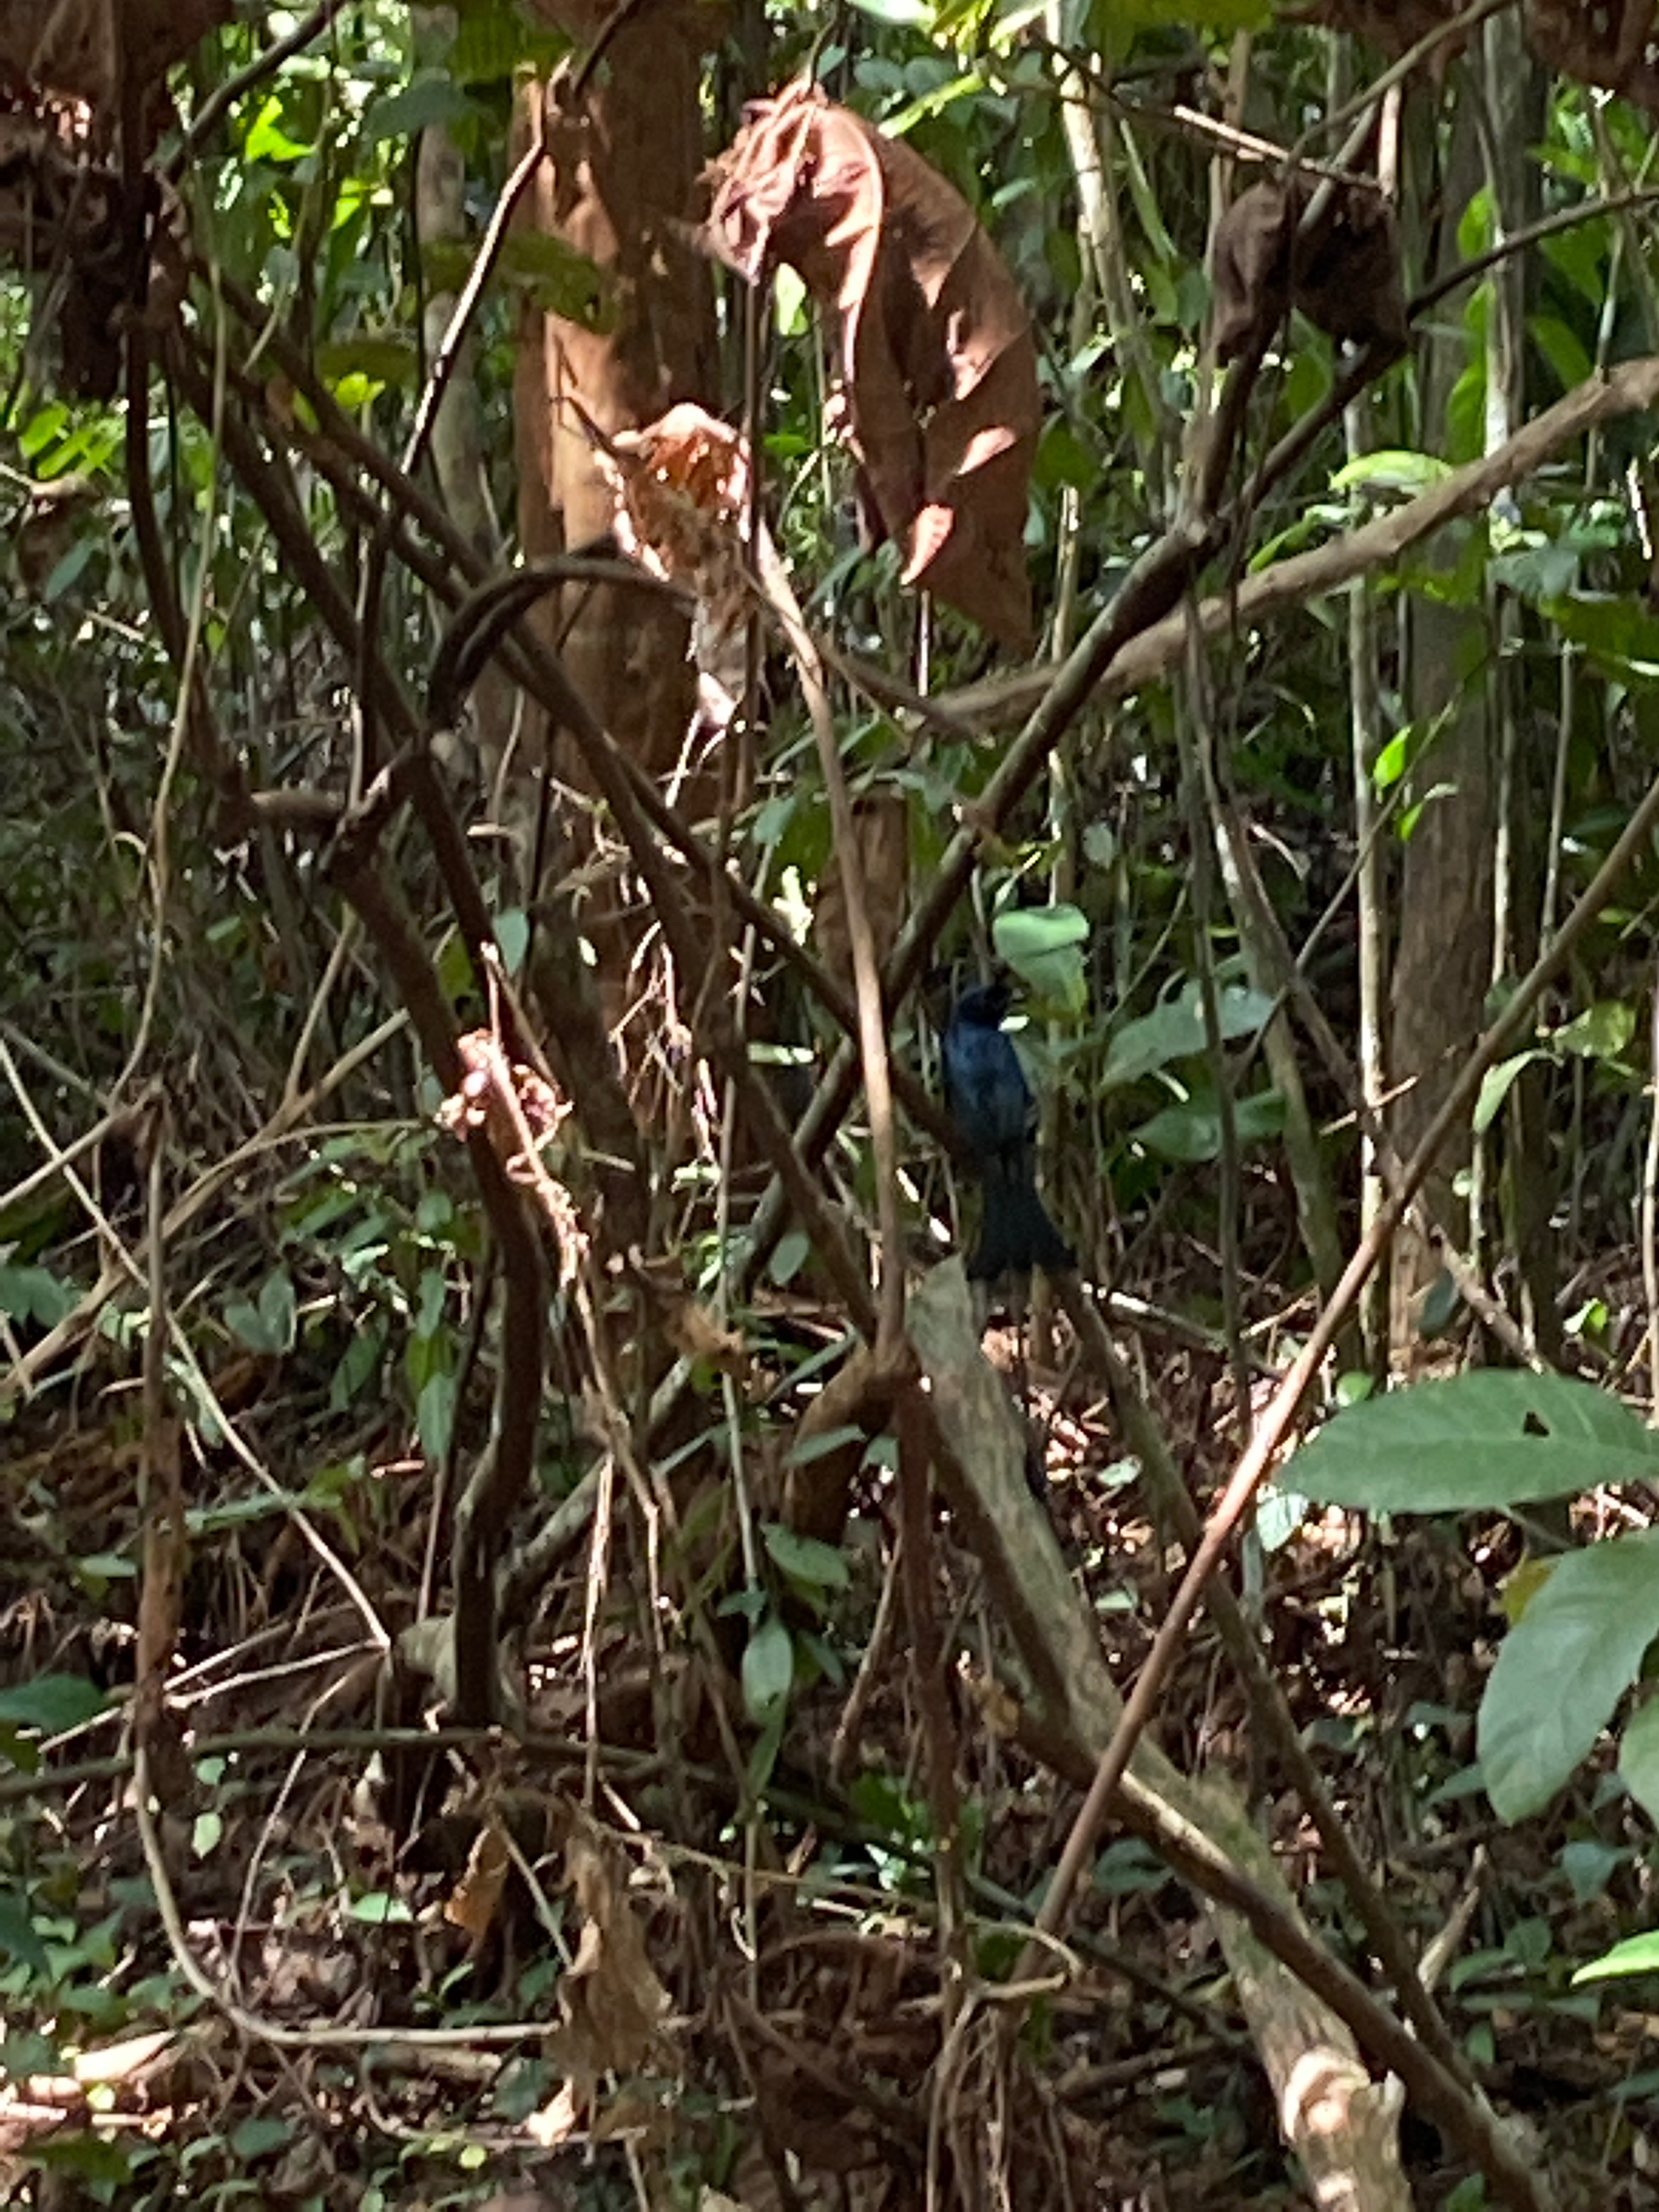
[1212,174,1407,365]
[0,0,229,119]
[706,75,1039,653]
[1303,0,1659,111]
[1294,0,1466,63]
[1528,0,1659,115]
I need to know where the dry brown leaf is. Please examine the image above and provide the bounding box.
[814,789,908,1001]
[1527,0,1659,114]
[444,1819,512,1942]
[0,0,230,117]
[604,402,752,719]
[663,1293,749,1374]
[554,1826,673,2098]
[706,76,1037,652]
[1212,175,1406,364]
[1291,0,1466,65]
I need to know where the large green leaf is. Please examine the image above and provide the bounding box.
[1286,1370,1659,1514]
[1101,983,1273,1092]
[1479,1531,1659,1822]
[1618,1693,1659,1831]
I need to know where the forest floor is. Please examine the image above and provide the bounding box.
[2,1248,1657,2211]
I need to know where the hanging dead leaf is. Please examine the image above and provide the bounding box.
[551,1825,673,2102]
[1527,0,1659,115]
[0,0,230,120]
[814,789,909,1000]
[1212,174,1406,364]
[603,402,752,721]
[706,76,1038,653]
[444,1819,512,1942]
[1289,0,1466,66]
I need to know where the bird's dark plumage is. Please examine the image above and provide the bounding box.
[943,981,1074,1280]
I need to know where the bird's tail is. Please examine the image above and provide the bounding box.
[969,1154,1074,1280]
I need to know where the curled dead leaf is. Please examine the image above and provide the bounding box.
[1527,0,1659,115]
[0,0,230,118]
[553,1826,673,2100]
[706,76,1038,652]
[604,403,752,720]
[1290,0,1466,66]
[1212,175,1406,364]
[444,1819,512,1942]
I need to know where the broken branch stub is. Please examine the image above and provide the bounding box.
[705,75,1040,654]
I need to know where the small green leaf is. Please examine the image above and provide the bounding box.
[1556,1000,1634,1062]
[769,1230,811,1286]
[1133,1087,1283,1163]
[0,1674,110,1735]
[0,1891,50,1974]
[785,1424,865,1468]
[992,904,1088,1013]
[230,2115,295,2160]
[1330,448,1454,495]
[315,337,418,390]
[741,1614,793,1725]
[761,1522,850,1592]
[0,1263,76,1327]
[416,1369,457,1463]
[243,92,313,163]
[349,1892,413,1924]
[1573,1930,1659,1986]
[1474,1051,1543,1135]
[494,907,530,977]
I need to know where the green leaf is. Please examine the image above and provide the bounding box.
[1556,1000,1634,1062]
[1286,1370,1659,1514]
[243,92,313,163]
[225,1267,296,1355]
[785,1424,865,1468]
[1619,1694,1659,1831]
[0,1674,110,1736]
[741,1614,793,1725]
[769,1229,811,1286]
[349,1892,413,1923]
[1330,448,1454,496]
[992,904,1088,1012]
[230,2116,294,2160]
[416,1369,457,1463]
[1573,1931,1659,1985]
[1474,1051,1543,1136]
[1133,1087,1283,1163]
[1479,1530,1659,1821]
[1102,984,1272,1091]
[494,907,530,977]
[992,905,1087,959]
[362,75,472,144]
[495,233,613,330]
[315,337,418,391]
[0,1891,50,1974]
[0,1263,76,1327]
[761,1522,850,1592]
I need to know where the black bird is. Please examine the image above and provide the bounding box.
[943,981,1074,1280]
